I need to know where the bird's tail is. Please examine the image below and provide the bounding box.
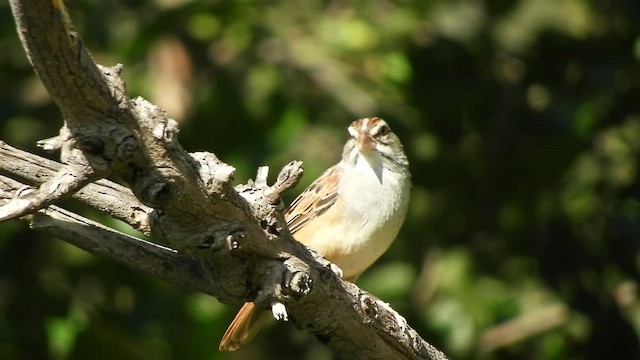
[219,302,271,351]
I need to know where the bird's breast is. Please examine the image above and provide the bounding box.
[298,157,410,279]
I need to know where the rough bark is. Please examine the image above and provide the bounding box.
[1,0,448,359]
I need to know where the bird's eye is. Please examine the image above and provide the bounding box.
[378,125,390,136]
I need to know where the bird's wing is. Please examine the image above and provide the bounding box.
[285,165,340,235]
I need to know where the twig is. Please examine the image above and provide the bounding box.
[0,164,95,221]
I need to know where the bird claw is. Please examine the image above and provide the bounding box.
[328,263,344,278]
[271,302,289,322]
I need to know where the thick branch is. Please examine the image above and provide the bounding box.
[6,0,448,358]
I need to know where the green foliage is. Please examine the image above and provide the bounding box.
[1,0,639,359]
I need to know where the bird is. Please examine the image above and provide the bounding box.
[219,117,411,351]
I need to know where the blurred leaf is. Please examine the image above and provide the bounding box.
[185,293,225,323]
[359,262,416,300]
[46,307,87,360]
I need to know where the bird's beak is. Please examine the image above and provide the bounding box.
[357,132,375,151]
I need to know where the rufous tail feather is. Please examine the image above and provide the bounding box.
[219,302,271,351]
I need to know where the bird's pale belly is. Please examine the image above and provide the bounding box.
[295,209,404,280]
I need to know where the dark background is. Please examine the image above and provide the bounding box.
[1,0,639,359]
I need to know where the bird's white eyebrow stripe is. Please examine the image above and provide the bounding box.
[348,117,388,137]
[348,125,358,137]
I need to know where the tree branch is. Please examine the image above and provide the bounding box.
[0,141,154,234]
[4,0,448,358]
[0,174,216,295]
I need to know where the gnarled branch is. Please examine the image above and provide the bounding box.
[4,0,448,359]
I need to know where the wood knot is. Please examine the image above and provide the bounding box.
[224,225,246,251]
[77,136,105,154]
[285,270,313,297]
[117,136,138,158]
